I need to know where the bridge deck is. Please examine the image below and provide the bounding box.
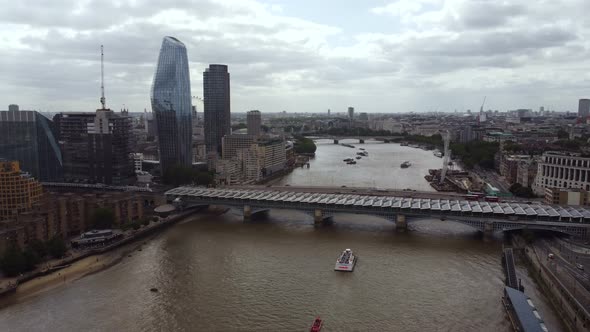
[503,248,518,289]
[166,186,590,225]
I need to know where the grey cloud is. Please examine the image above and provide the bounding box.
[448,1,527,30]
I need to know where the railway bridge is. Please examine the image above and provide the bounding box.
[165,186,590,239]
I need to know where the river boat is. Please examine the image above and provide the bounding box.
[343,158,353,162]
[335,248,356,271]
[356,156,361,160]
[433,151,443,158]
[359,148,365,150]
[400,161,411,168]
[310,316,323,332]
[346,160,357,165]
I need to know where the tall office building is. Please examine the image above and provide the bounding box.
[53,110,134,185]
[578,99,590,118]
[348,107,354,120]
[247,110,262,137]
[204,64,231,155]
[0,109,63,181]
[151,36,193,174]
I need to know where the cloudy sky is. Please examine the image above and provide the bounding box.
[1,0,589,114]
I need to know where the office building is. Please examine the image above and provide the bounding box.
[0,109,63,181]
[544,188,588,206]
[578,99,590,118]
[53,109,134,185]
[151,36,193,174]
[222,134,255,160]
[247,110,262,137]
[534,151,590,195]
[204,64,231,155]
[348,107,354,120]
[0,160,43,221]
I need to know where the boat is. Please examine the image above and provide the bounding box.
[310,316,323,332]
[359,148,365,150]
[335,248,356,271]
[400,161,411,168]
[433,151,443,158]
[343,158,353,162]
[356,156,361,160]
[346,160,357,165]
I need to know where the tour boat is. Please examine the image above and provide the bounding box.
[400,161,411,168]
[335,248,356,271]
[310,316,323,332]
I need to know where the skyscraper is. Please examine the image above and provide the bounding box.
[0,109,63,181]
[578,99,590,118]
[348,107,354,120]
[247,110,261,137]
[204,64,231,155]
[151,36,193,174]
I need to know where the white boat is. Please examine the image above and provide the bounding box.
[334,248,356,271]
[433,151,443,158]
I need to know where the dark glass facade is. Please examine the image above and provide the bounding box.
[0,111,63,181]
[151,36,193,173]
[204,64,231,155]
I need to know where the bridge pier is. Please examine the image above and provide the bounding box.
[314,209,324,226]
[333,139,339,144]
[483,222,494,239]
[396,214,407,232]
[244,205,252,222]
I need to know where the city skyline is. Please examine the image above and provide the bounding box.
[1,0,590,113]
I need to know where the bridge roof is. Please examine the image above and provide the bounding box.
[166,187,590,220]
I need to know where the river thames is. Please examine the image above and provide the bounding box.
[0,140,564,331]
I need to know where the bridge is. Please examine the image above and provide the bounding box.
[309,135,402,145]
[165,186,590,239]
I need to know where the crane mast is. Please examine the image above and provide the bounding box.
[100,45,106,110]
[439,130,451,184]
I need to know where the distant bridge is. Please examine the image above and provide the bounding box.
[165,186,590,239]
[309,135,402,144]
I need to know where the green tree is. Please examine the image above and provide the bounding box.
[557,129,569,139]
[293,136,317,154]
[23,247,41,271]
[28,239,47,259]
[231,123,247,131]
[47,236,67,259]
[0,245,26,277]
[91,208,116,229]
[141,217,150,227]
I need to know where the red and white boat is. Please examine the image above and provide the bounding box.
[335,248,356,271]
[310,316,323,332]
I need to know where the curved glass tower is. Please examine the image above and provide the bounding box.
[151,36,192,174]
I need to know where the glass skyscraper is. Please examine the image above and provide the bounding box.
[204,64,231,156]
[0,110,63,181]
[151,36,192,174]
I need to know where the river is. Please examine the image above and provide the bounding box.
[0,140,564,331]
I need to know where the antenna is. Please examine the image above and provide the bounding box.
[100,45,106,110]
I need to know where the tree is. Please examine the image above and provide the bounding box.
[141,217,150,226]
[28,239,47,259]
[231,123,247,131]
[557,129,569,139]
[91,208,116,229]
[23,247,41,271]
[293,136,317,154]
[0,245,26,277]
[47,236,67,259]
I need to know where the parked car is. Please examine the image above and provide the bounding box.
[576,263,584,270]
[548,253,554,259]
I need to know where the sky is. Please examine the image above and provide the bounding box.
[1,0,590,114]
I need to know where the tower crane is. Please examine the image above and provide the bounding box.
[439,130,451,184]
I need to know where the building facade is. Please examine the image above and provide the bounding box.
[151,36,193,174]
[348,107,354,121]
[578,99,590,119]
[0,110,63,181]
[544,188,588,206]
[53,110,134,185]
[534,151,590,195]
[222,134,256,160]
[204,64,231,156]
[247,110,262,137]
[0,160,43,221]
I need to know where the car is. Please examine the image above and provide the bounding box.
[576,263,584,270]
[548,253,554,259]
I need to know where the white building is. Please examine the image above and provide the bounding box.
[534,151,590,195]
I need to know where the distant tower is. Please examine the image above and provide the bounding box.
[328,109,331,116]
[348,107,354,120]
[247,110,262,137]
[578,99,590,118]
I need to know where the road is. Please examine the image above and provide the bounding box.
[474,166,512,193]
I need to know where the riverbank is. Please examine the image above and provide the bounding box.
[0,207,212,303]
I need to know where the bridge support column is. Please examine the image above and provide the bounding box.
[244,205,252,222]
[334,139,339,144]
[314,209,324,226]
[359,139,364,144]
[396,214,407,232]
[484,222,494,239]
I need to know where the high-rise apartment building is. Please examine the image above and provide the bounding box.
[247,110,262,137]
[578,99,590,118]
[151,36,193,174]
[0,109,63,181]
[0,160,43,221]
[53,109,134,185]
[204,64,231,155]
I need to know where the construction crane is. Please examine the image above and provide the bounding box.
[480,96,486,113]
[100,45,106,110]
[439,130,451,184]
